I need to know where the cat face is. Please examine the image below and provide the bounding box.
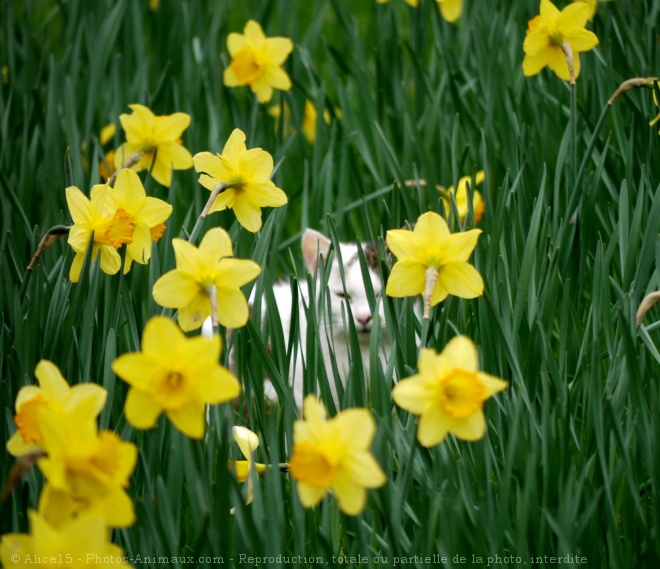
[302,229,384,336]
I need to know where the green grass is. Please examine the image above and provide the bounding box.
[1,0,660,567]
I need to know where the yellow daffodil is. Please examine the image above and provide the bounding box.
[437,0,462,22]
[114,104,193,187]
[193,129,287,232]
[223,20,293,103]
[392,337,508,447]
[229,426,268,506]
[0,511,131,569]
[112,316,241,439]
[107,169,172,272]
[573,0,614,20]
[152,228,261,331]
[66,185,134,282]
[385,211,483,313]
[442,171,486,223]
[7,360,106,457]
[523,0,599,82]
[289,396,386,516]
[36,402,137,528]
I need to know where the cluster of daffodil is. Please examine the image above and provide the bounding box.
[1,361,136,567]
[10,1,658,557]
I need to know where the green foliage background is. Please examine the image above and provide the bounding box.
[1,0,660,567]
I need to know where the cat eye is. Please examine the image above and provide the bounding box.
[335,291,352,302]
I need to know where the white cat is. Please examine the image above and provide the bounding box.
[205,229,388,413]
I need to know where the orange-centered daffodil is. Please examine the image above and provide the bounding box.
[392,336,508,447]
[289,396,386,516]
[223,20,293,103]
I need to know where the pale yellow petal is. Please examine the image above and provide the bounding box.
[215,286,251,328]
[336,409,376,449]
[263,65,291,90]
[227,32,247,56]
[441,229,481,263]
[233,426,260,459]
[216,258,261,287]
[232,193,263,232]
[65,186,92,224]
[167,398,205,439]
[478,372,509,397]
[386,229,425,263]
[450,410,486,441]
[438,262,484,299]
[34,360,71,404]
[296,481,327,507]
[266,37,294,65]
[417,404,452,447]
[385,260,426,298]
[245,182,288,208]
[332,472,367,516]
[177,291,211,332]
[440,336,479,372]
[343,451,386,489]
[199,226,234,262]
[153,112,191,141]
[124,387,163,429]
[392,375,430,414]
[438,0,462,23]
[152,270,200,309]
[142,316,185,357]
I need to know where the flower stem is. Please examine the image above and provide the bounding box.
[187,182,228,245]
[106,152,144,186]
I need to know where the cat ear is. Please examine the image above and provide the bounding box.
[302,229,332,272]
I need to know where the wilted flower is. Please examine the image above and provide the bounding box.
[229,426,268,506]
[523,0,599,82]
[7,360,106,457]
[0,511,131,568]
[193,129,287,232]
[650,81,660,133]
[392,337,508,447]
[223,20,293,103]
[114,104,193,187]
[112,316,241,439]
[289,396,386,516]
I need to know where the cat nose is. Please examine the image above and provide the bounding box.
[356,314,372,328]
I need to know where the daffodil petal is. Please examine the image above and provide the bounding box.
[386,260,426,298]
[124,386,163,429]
[152,269,200,309]
[438,262,484,299]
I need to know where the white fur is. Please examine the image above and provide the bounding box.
[202,229,389,413]
[266,229,387,412]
